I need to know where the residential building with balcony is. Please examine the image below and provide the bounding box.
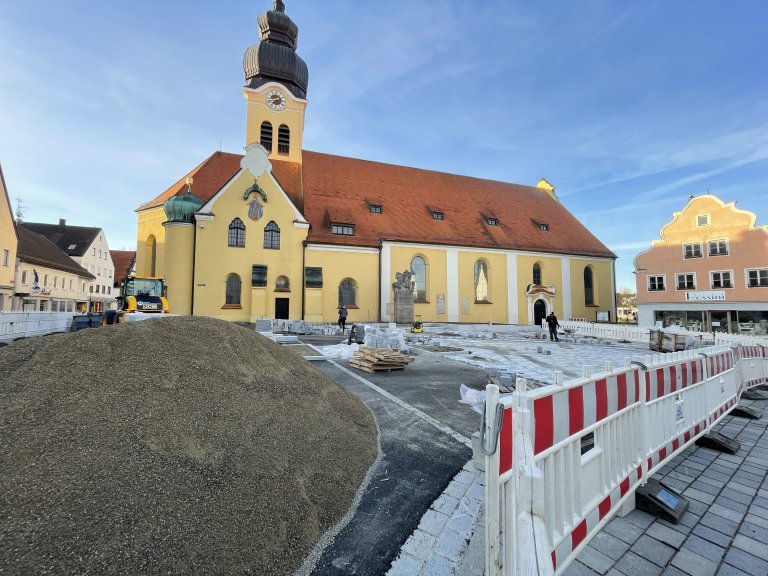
[634,194,768,334]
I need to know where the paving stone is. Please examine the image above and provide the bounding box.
[646,522,686,549]
[709,503,746,523]
[692,523,733,548]
[728,482,758,496]
[699,513,739,537]
[445,512,474,541]
[661,567,689,576]
[701,469,732,483]
[604,517,644,545]
[689,480,722,496]
[683,487,716,505]
[615,551,663,576]
[739,520,768,543]
[591,529,632,559]
[431,494,460,516]
[418,509,450,536]
[744,513,768,530]
[723,547,768,576]
[732,533,768,561]
[624,509,655,529]
[658,516,693,535]
[578,545,614,575]
[670,547,718,576]
[696,475,726,489]
[387,551,424,575]
[682,534,726,563]
[631,534,676,567]
[434,527,467,562]
[421,552,455,576]
[562,560,600,576]
[685,499,709,516]
[750,503,768,520]
[716,563,753,576]
[400,530,436,561]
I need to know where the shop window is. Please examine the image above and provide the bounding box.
[648,275,665,291]
[228,218,246,247]
[711,271,732,289]
[264,221,280,249]
[747,268,768,288]
[305,267,323,288]
[474,260,490,303]
[584,267,594,305]
[411,256,427,302]
[533,263,542,285]
[225,274,242,305]
[252,265,268,287]
[260,122,273,152]
[338,278,357,306]
[708,239,728,256]
[683,243,702,259]
[676,273,696,290]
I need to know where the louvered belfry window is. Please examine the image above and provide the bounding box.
[278,124,290,154]
[260,121,273,152]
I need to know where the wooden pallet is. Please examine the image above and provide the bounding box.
[349,348,414,373]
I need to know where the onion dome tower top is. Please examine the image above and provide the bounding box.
[164,178,204,223]
[243,1,309,99]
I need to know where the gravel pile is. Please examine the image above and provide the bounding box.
[0,316,377,575]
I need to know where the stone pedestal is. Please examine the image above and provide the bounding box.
[392,270,415,325]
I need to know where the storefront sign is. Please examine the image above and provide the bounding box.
[684,291,726,301]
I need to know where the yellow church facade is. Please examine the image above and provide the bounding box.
[135,2,616,326]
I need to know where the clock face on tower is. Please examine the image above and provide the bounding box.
[265,90,287,111]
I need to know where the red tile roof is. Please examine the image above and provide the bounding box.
[137,151,244,211]
[140,150,615,259]
[110,250,136,287]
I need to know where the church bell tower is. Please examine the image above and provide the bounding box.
[243,1,308,165]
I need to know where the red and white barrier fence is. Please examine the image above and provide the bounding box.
[483,343,768,576]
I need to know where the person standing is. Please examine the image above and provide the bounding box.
[546,311,560,342]
[338,304,348,331]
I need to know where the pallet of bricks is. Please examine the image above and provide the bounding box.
[349,347,414,373]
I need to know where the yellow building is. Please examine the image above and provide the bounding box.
[0,163,19,311]
[136,1,616,326]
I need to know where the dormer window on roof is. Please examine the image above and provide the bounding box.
[369,204,382,214]
[332,223,355,236]
[432,211,444,221]
[487,217,498,226]
[539,223,549,231]
[68,244,76,250]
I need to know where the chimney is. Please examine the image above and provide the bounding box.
[59,218,66,230]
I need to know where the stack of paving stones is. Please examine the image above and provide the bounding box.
[387,462,484,575]
[565,394,768,576]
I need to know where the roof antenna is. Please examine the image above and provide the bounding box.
[15,198,28,222]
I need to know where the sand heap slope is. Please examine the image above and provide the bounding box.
[0,316,378,575]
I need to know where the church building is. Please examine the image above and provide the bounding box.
[135,1,616,326]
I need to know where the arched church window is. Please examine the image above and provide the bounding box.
[228,218,246,247]
[474,260,490,302]
[584,266,594,306]
[533,263,542,285]
[338,278,357,306]
[226,274,242,306]
[411,256,427,302]
[278,124,290,155]
[264,221,280,250]
[260,122,273,152]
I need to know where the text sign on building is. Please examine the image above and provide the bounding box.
[684,291,726,302]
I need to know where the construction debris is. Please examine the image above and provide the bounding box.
[349,347,415,373]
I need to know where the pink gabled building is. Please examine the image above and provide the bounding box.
[634,194,768,334]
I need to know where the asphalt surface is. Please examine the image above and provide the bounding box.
[299,338,486,575]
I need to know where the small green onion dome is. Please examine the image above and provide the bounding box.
[164,191,204,223]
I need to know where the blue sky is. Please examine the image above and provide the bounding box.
[1,1,767,291]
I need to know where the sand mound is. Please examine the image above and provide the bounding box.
[0,316,377,575]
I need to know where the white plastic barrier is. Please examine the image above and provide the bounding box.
[559,321,649,343]
[483,343,767,576]
[0,312,74,344]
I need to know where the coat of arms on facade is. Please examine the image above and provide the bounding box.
[244,179,268,221]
